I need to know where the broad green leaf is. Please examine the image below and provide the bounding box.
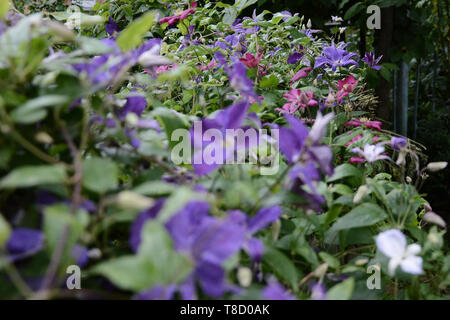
[222,7,238,25]
[10,95,69,124]
[319,252,340,269]
[260,74,279,88]
[330,203,387,231]
[263,245,299,290]
[116,12,155,51]
[43,204,89,267]
[153,108,190,150]
[327,277,355,300]
[327,163,362,183]
[82,157,118,193]
[0,0,10,19]
[344,2,364,20]
[92,221,192,291]
[157,187,203,223]
[0,165,66,189]
[0,214,11,248]
[133,181,177,196]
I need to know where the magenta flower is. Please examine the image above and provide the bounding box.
[290,67,312,83]
[338,75,359,93]
[159,2,197,26]
[277,89,318,114]
[239,52,263,68]
[346,118,382,131]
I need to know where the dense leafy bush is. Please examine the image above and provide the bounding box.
[0,0,448,300]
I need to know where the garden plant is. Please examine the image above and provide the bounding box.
[0,0,448,301]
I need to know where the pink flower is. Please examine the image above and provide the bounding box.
[346,118,382,131]
[290,67,312,83]
[345,134,363,147]
[249,95,264,104]
[338,75,359,93]
[159,2,197,26]
[275,103,299,114]
[198,60,218,71]
[239,52,263,68]
[282,88,318,111]
[350,157,365,164]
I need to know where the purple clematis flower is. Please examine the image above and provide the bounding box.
[119,95,147,119]
[279,113,334,210]
[287,52,304,64]
[314,43,358,71]
[362,51,382,70]
[262,281,297,300]
[105,17,119,36]
[135,284,177,300]
[310,282,327,300]
[71,244,89,268]
[226,61,258,100]
[7,228,44,262]
[191,100,250,176]
[131,200,246,299]
[228,206,282,261]
[391,137,407,151]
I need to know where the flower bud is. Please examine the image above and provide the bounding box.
[423,211,446,228]
[116,191,154,210]
[35,131,53,144]
[307,19,312,28]
[406,176,412,184]
[272,219,281,241]
[426,162,448,172]
[353,185,368,203]
[237,267,252,288]
[313,263,328,278]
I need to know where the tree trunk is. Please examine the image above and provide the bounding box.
[374,6,394,127]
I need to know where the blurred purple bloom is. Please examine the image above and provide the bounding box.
[362,52,382,70]
[391,137,407,151]
[105,17,119,36]
[227,61,258,100]
[7,228,44,262]
[191,100,250,175]
[135,285,177,300]
[119,96,147,119]
[71,244,89,268]
[262,281,296,300]
[287,52,303,64]
[310,282,327,300]
[314,43,358,71]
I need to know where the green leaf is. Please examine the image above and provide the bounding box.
[116,12,155,51]
[327,164,362,183]
[0,214,11,248]
[260,74,279,88]
[0,165,66,189]
[43,204,89,267]
[222,7,238,25]
[0,0,10,19]
[319,252,340,269]
[330,203,387,231]
[344,2,364,20]
[263,245,299,290]
[82,157,118,194]
[327,277,355,300]
[92,221,192,291]
[10,95,69,124]
[133,181,177,196]
[153,108,190,150]
[157,187,203,223]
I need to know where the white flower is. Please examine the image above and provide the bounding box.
[351,143,390,163]
[376,229,423,276]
